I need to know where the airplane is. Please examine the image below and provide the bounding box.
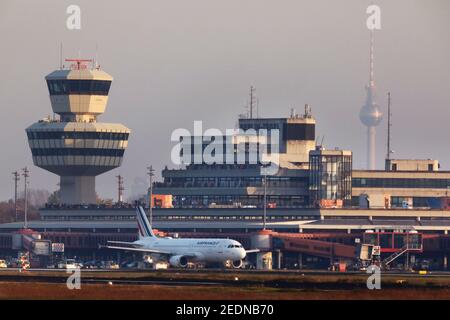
[101,206,259,268]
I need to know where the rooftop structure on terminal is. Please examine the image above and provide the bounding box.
[26,59,130,204]
[385,159,440,172]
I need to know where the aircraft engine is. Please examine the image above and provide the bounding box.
[169,255,188,268]
[143,255,153,263]
[232,259,243,269]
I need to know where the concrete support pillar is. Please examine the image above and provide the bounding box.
[405,251,410,270]
[298,253,303,269]
[275,250,282,269]
[60,176,96,204]
[256,252,272,270]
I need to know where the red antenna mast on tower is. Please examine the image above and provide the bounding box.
[65,59,93,70]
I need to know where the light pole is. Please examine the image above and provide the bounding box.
[22,167,29,229]
[116,175,124,204]
[147,165,155,226]
[12,171,20,222]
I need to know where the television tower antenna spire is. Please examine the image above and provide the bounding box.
[370,29,374,87]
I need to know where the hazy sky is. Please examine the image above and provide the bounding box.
[0,0,449,201]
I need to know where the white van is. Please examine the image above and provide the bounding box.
[65,259,77,269]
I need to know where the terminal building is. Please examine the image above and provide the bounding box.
[155,107,316,208]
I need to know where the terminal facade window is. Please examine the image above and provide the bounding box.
[27,131,129,141]
[47,79,112,96]
[31,148,125,157]
[353,178,450,189]
[157,176,307,189]
[169,195,306,208]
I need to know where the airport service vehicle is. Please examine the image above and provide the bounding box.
[102,206,258,268]
[105,261,119,269]
[66,259,77,269]
[57,259,77,269]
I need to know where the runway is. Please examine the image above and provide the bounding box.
[1,268,450,287]
[1,268,450,299]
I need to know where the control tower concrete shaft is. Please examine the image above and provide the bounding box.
[26,59,130,204]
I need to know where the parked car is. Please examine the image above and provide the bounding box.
[120,260,136,268]
[65,259,77,269]
[82,260,98,269]
[105,261,119,269]
[55,259,76,269]
[0,259,8,268]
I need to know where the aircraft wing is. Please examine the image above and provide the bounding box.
[245,249,260,254]
[107,240,142,247]
[100,244,170,255]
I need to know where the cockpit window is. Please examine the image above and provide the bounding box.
[228,244,243,248]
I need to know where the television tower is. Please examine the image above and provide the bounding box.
[359,29,382,170]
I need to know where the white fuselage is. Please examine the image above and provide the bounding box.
[135,237,246,263]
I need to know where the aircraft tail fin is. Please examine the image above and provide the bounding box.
[136,206,156,239]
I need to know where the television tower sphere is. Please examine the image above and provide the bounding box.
[359,93,383,127]
[26,59,130,204]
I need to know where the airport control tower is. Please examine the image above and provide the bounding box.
[26,59,130,204]
[359,30,382,170]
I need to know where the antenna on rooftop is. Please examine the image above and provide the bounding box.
[248,86,256,119]
[59,42,63,70]
[95,42,99,69]
[290,108,297,118]
[304,104,312,118]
